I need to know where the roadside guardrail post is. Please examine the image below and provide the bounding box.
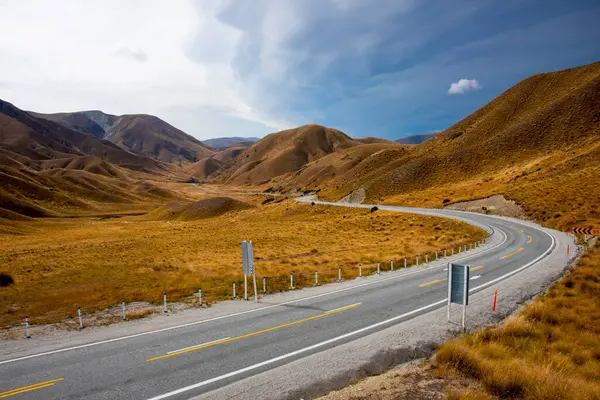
[377,263,380,274]
[25,316,31,339]
[163,292,168,313]
[338,267,342,282]
[122,299,126,320]
[359,264,363,277]
[232,283,236,299]
[78,307,83,330]
[404,257,407,268]
[416,255,419,266]
[315,270,318,286]
[290,273,294,289]
[444,249,447,258]
[390,260,394,271]
[263,277,267,293]
[198,290,202,306]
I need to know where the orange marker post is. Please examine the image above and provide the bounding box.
[493,290,499,311]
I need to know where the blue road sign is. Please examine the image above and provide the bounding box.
[449,264,470,305]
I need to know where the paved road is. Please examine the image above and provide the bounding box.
[0,197,557,400]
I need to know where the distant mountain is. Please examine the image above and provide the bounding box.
[202,137,260,149]
[33,111,213,163]
[395,132,438,144]
[217,124,368,185]
[0,99,180,218]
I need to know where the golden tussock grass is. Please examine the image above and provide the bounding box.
[436,242,600,400]
[0,198,485,328]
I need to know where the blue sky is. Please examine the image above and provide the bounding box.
[1,0,599,140]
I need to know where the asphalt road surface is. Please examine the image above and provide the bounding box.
[0,197,557,399]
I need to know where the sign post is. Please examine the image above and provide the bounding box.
[242,240,258,303]
[447,263,470,330]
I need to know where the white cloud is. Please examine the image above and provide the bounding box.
[113,44,148,62]
[0,0,291,139]
[448,78,481,95]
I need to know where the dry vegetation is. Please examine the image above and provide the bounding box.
[0,198,485,328]
[437,241,600,399]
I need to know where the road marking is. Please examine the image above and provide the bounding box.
[145,299,448,400]
[499,247,524,260]
[0,378,63,399]
[167,338,230,354]
[470,275,481,280]
[512,226,525,233]
[528,235,532,244]
[146,230,557,400]
[471,265,484,271]
[0,228,508,367]
[419,278,447,288]
[146,303,362,362]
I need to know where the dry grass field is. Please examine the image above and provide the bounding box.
[0,197,485,328]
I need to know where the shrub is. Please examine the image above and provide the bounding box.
[0,273,14,287]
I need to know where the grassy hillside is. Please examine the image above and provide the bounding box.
[219,124,363,185]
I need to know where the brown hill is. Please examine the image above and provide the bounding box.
[0,99,183,218]
[35,111,214,164]
[319,61,600,230]
[220,124,362,185]
[145,197,253,221]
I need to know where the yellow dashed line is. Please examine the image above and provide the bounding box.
[500,247,525,260]
[419,278,447,288]
[0,378,64,399]
[146,303,361,362]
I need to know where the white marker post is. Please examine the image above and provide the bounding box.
[425,253,428,264]
[198,289,202,306]
[315,270,318,286]
[232,282,236,299]
[377,263,380,274]
[444,249,447,258]
[122,299,126,320]
[163,292,167,313]
[390,260,394,271]
[447,263,452,322]
[359,264,362,277]
[462,264,468,330]
[404,257,407,268]
[77,307,83,330]
[436,251,438,261]
[290,273,294,289]
[416,255,419,266]
[244,273,248,301]
[263,277,266,293]
[25,316,31,339]
[338,267,342,282]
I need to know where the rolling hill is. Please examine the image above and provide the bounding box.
[34,111,214,163]
[0,99,183,218]
[202,136,260,149]
[396,132,438,144]
[217,124,364,185]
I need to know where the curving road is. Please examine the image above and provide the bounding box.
[0,196,561,400]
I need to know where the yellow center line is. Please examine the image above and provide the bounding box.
[146,303,362,362]
[471,265,484,271]
[528,235,532,244]
[0,378,63,399]
[419,278,447,288]
[512,226,525,233]
[500,247,525,260]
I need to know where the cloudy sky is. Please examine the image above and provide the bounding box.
[0,0,599,140]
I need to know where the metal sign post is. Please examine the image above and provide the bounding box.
[447,263,470,330]
[242,240,258,303]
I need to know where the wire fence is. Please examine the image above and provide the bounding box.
[14,238,488,337]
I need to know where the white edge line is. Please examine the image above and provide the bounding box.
[0,204,508,366]
[326,303,362,313]
[167,338,230,354]
[145,299,448,400]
